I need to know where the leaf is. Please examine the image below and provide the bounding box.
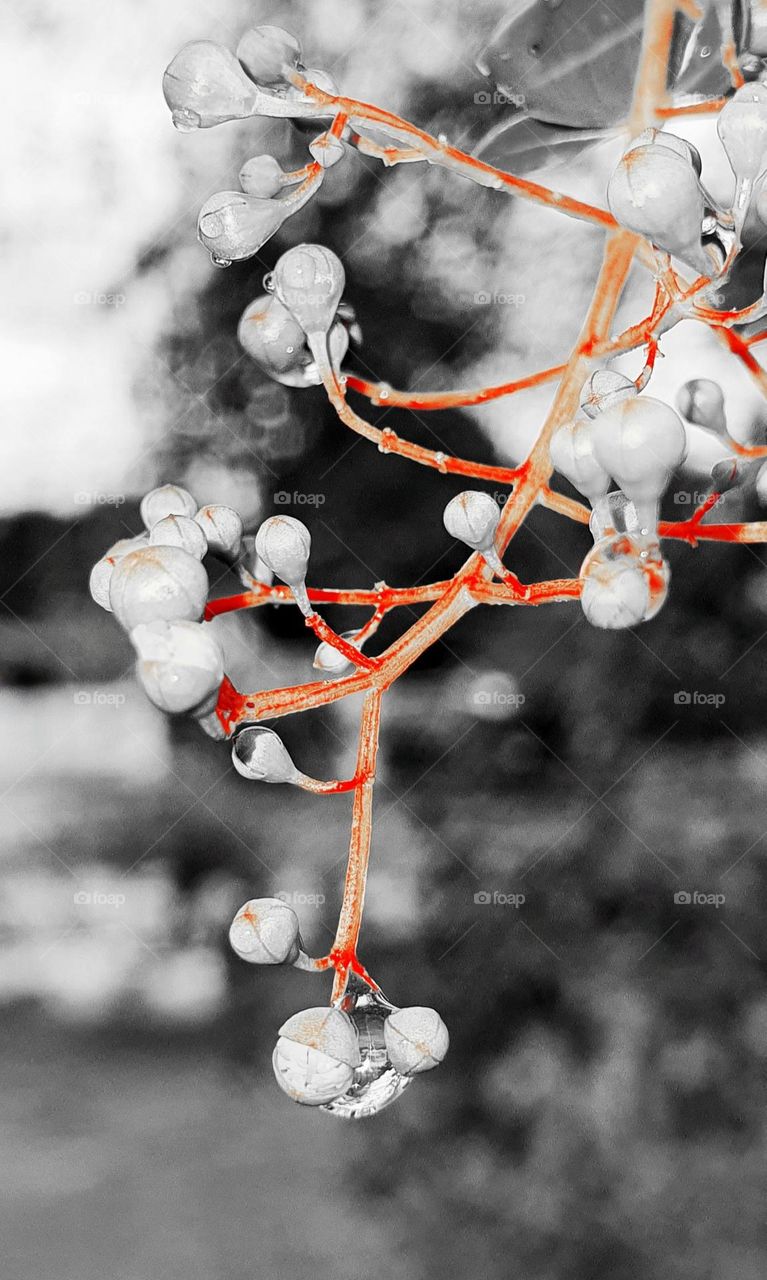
[476,0,735,131]
[474,113,619,176]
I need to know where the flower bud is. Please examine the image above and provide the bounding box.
[383,1006,449,1075]
[579,370,637,419]
[232,726,301,784]
[313,631,361,677]
[443,490,500,551]
[131,619,224,714]
[239,154,286,198]
[236,26,301,86]
[193,505,244,559]
[590,396,687,531]
[549,416,611,504]
[273,1007,360,1105]
[197,191,285,266]
[717,82,767,182]
[272,244,345,336]
[238,294,350,387]
[149,515,207,560]
[308,133,345,168]
[162,41,258,131]
[109,546,209,630]
[711,456,756,493]
[676,379,726,435]
[625,128,702,176]
[89,535,149,611]
[580,533,670,629]
[607,143,710,275]
[140,484,197,530]
[254,515,311,589]
[229,897,301,964]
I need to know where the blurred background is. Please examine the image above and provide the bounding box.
[2,1,767,1276]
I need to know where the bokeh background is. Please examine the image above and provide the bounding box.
[2,2,767,1277]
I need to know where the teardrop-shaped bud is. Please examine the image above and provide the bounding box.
[232,726,300,784]
[198,191,285,264]
[624,128,702,177]
[238,294,309,377]
[131,619,224,714]
[607,143,710,274]
[109,546,209,630]
[239,154,286,198]
[149,514,207,560]
[676,379,726,434]
[89,535,149,611]
[383,1006,449,1075]
[254,515,311,588]
[579,370,637,419]
[443,490,500,551]
[229,897,301,964]
[313,630,361,677]
[162,41,257,131]
[580,533,670,629]
[193,504,244,558]
[590,396,687,531]
[140,484,197,530]
[308,133,345,168]
[272,244,345,335]
[236,26,302,86]
[549,416,611,504]
[717,82,767,181]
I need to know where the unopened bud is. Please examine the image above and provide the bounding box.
[140,484,197,530]
[109,546,209,630]
[163,41,257,131]
[197,191,285,265]
[313,631,361,677]
[579,370,637,419]
[232,726,301,784]
[254,516,311,605]
[443,490,500,551]
[384,1006,449,1075]
[272,244,345,336]
[89,535,149,611]
[229,897,301,964]
[549,416,611,504]
[193,504,244,559]
[131,619,224,714]
[149,515,207,560]
[676,379,726,434]
[239,154,286,198]
[236,26,301,86]
[273,1006,360,1106]
[308,133,345,168]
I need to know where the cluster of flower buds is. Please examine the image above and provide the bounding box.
[88,483,254,734]
[607,130,715,275]
[442,490,509,578]
[579,492,670,630]
[717,82,767,233]
[163,29,347,266]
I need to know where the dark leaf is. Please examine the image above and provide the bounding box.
[474,113,619,174]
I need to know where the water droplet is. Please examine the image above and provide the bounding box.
[200,212,224,238]
[263,271,275,293]
[172,108,201,133]
[700,45,711,57]
[211,255,232,268]
[321,985,412,1119]
[438,133,448,145]
[376,382,391,404]
[434,451,448,474]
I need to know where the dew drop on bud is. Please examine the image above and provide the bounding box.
[580,533,670,629]
[321,986,415,1119]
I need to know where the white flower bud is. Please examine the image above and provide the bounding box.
[443,490,500,551]
[675,379,726,435]
[254,515,311,589]
[624,128,702,176]
[590,396,687,532]
[580,534,670,629]
[162,41,257,132]
[229,897,301,964]
[140,484,197,530]
[279,1007,361,1066]
[579,370,637,419]
[272,1039,355,1107]
[193,505,244,559]
[238,295,350,387]
[549,417,611,504]
[308,133,345,168]
[130,619,224,714]
[717,82,767,182]
[239,154,286,198]
[236,26,301,86]
[232,726,300,784]
[272,244,345,336]
[197,192,285,266]
[607,143,711,275]
[109,546,209,630]
[384,1006,449,1075]
[313,631,361,677]
[149,515,207,560]
[88,535,149,612]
